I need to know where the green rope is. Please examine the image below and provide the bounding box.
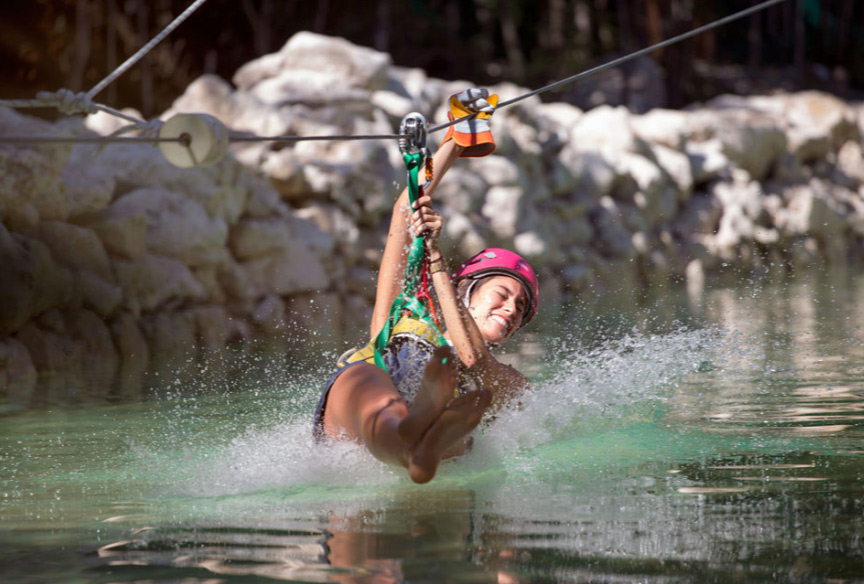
[373,151,447,369]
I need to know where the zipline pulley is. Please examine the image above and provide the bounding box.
[398,112,427,155]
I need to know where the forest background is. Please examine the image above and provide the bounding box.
[2,0,862,120]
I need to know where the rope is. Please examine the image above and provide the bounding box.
[372,150,446,370]
[228,132,405,143]
[87,0,211,100]
[0,0,787,148]
[429,0,788,133]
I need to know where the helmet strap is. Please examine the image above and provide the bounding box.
[463,279,478,309]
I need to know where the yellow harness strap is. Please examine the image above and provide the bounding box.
[338,316,443,368]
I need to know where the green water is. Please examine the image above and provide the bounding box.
[2,268,864,583]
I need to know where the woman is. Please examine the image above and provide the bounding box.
[313,90,539,483]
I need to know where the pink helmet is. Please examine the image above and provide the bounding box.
[451,248,539,327]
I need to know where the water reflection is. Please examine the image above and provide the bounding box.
[90,490,518,583]
[6,268,864,584]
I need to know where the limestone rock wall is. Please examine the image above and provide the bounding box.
[2,31,864,406]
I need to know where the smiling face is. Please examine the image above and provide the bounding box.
[466,275,528,345]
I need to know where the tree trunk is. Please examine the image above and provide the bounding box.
[375,0,391,52]
[499,0,525,79]
[794,0,805,85]
[241,0,275,56]
[748,0,762,68]
[314,0,330,32]
[71,0,91,91]
[137,0,152,116]
[106,0,118,104]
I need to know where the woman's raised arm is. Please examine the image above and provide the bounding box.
[369,140,464,340]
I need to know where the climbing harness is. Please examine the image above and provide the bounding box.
[372,113,447,370]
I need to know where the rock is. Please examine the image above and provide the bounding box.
[481,185,524,239]
[441,209,488,260]
[110,187,228,267]
[836,141,864,185]
[590,197,636,260]
[631,108,690,149]
[113,254,208,314]
[557,148,618,200]
[697,108,787,180]
[27,221,114,281]
[533,102,584,142]
[468,155,520,186]
[251,294,287,334]
[432,167,489,214]
[76,272,123,317]
[164,74,237,124]
[139,310,198,384]
[571,105,646,156]
[241,245,330,297]
[685,139,731,185]
[776,180,848,261]
[109,311,150,398]
[16,308,118,390]
[0,146,67,227]
[234,31,391,93]
[0,226,74,335]
[650,143,693,201]
[0,337,37,409]
[189,305,233,349]
[783,91,861,156]
[674,195,723,238]
[61,144,117,218]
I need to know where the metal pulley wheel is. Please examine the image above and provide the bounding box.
[158,113,229,168]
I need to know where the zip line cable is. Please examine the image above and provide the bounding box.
[429,0,787,133]
[86,0,211,101]
[0,0,787,150]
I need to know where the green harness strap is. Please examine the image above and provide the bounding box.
[372,151,447,370]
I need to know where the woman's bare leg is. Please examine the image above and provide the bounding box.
[408,389,492,484]
[322,348,490,483]
[322,349,458,469]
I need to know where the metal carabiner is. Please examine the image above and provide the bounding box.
[398,112,427,155]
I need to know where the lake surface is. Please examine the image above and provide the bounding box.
[2,266,864,583]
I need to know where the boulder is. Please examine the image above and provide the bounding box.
[571,105,646,155]
[110,187,228,267]
[112,254,208,314]
[783,91,861,157]
[109,311,150,398]
[0,337,37,409]
[0,226,74,335]
[234,31,391,94]
[631,108,690,149]
[27,221,113,281]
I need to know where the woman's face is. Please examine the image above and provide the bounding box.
[467,275,528,344]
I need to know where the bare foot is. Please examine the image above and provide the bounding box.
[408,389,492,484]
[397,345,457,446]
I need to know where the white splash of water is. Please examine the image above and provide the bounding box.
[162,326,723,496]
[176,423,402,497]
[475,326,722,461]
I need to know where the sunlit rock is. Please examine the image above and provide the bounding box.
[234,31,392,93]
[631,108,689,149]
[111,187,228,267]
